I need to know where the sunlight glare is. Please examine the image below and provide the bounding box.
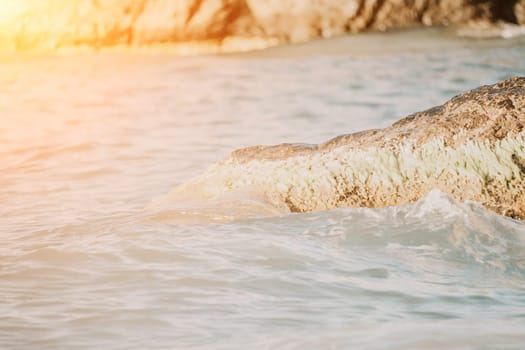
[0,2,28,22]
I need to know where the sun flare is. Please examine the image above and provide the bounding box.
[0,2,28,22]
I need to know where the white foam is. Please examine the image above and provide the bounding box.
[457,24,525,39]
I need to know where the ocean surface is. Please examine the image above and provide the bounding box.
[1,29,525,349]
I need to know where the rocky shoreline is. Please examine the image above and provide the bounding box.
[1,0,524,53]
[170,77,525,219]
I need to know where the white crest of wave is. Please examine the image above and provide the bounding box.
[393,188,465,219]
[457,24,525,39]
[300,190,525,272]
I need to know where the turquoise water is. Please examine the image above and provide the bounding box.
[1,30,525,349]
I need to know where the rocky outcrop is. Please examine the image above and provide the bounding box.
[169,77,525,219]
[0,0,524,53]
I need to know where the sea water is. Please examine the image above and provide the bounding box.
[1,29,525,349]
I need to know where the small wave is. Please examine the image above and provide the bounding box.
[456,23,525,39]
[6,142,98,168]
[145,189,289,224]
[392,191,525,273]
[70,167,119,180]
[298,190,525,273]
[145,183,525,273]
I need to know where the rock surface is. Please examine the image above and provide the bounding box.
[0,0,524,53]
[171,77,525,219]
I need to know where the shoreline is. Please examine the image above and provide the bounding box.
[1,25,525,61]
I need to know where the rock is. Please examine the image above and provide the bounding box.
[170,77,525,219]
[0,0,524,53]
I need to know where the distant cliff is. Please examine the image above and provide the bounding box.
[0,0,524,53]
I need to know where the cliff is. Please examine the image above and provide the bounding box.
[0,0,524,53]
[168,77,525,219]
